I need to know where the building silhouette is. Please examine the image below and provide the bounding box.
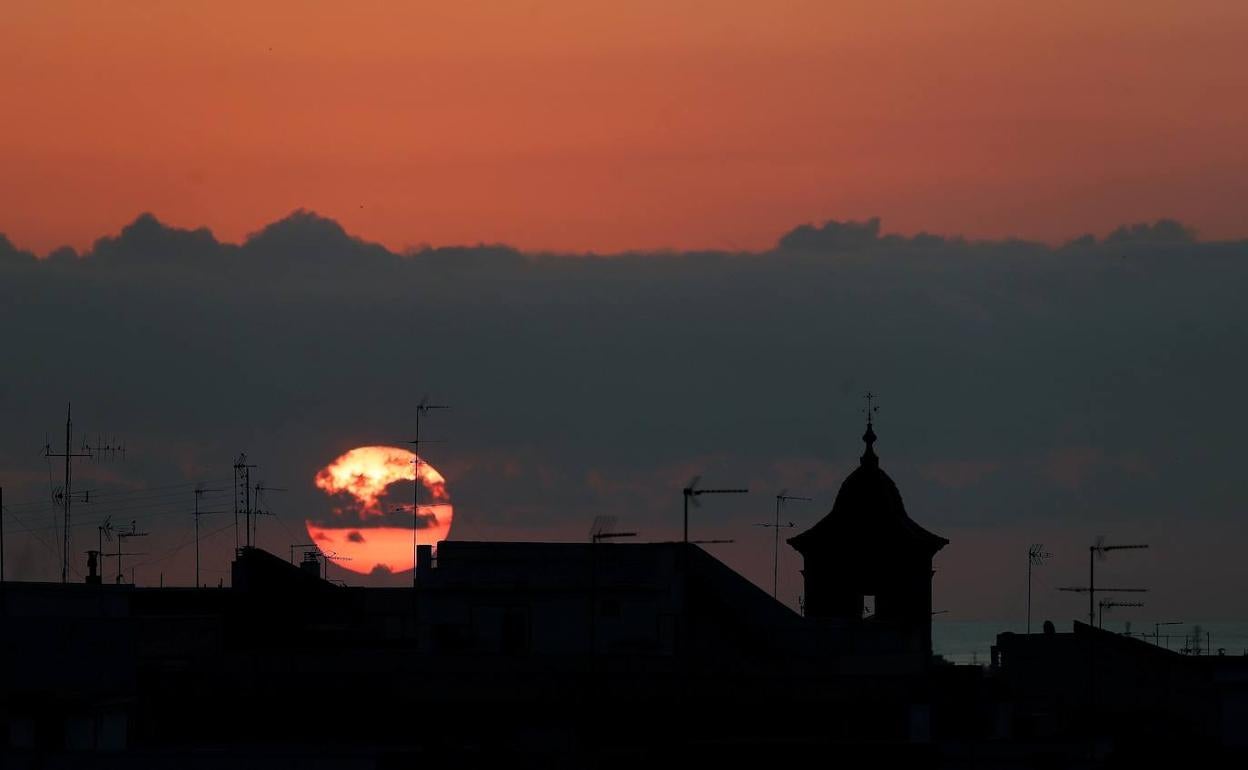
[2,423,1247,766]
[789,418,947,657]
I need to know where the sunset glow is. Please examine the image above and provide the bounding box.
[3,2,1246,254]
[308,445,452,575]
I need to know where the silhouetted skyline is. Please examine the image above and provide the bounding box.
[2,212,1245,623]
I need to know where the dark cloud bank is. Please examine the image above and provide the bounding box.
[2,211,1246,620]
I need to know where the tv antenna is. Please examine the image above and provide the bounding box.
[193,485,225,586]
[43,404,95,583]
[95,516,115,580]
[1027,543,1053,634]
[322,550,352,581]
[1081,537,1149,626]
[406,395,448,585]
[755,490,810,599]
[86,433,126,463]
[682,475,747,544]
[233,454,256,549]
[590,516,636,544]
[1153,621,1183,649]
[290,542,316,564]
[1097,599,1143,629]
[250,481,286,547]
[115,520,149,584]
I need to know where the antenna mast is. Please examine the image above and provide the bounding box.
[407,395,448,585]
[1086,538,1149,626]
[250,481,286,547]
[682,476,748,544]
[116,520,149,584]
[233,454,256,550]
[1097,599,1144,629]
[43,404,102,583]
[756,490,810,599]
[193,486,225,586]
[1027,544,1053,634]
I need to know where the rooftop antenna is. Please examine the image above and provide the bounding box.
[193,485,225,587]
[233,454,256,550]
[590,515,637,544]
[1027,544,1053,634]
[756,490,810,599]
[290,542,316,564]
[43,403,93,583]
[588,516,636,658]
[1086,537,1149,626]
[1097,599,1143,629]
[1154,621,1183,649]
[86,433,126,463]
[250,481,286,547]
[322,550,352,581]
[96,516,114,579]
[115,520,149,585]
[682,475,748,544]
[406,394,448,585]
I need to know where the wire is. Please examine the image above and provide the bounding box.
[131,520,234,572]
[0,479,233,510]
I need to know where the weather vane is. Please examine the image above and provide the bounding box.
[863,391,879,427]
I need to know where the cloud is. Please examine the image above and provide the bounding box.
[919,460,1001,490]
[776,217,883,252]
[0,233,35,265]
[1105,219,1196,244]
[90,212,222,266]
[241,209,395,267]
[1,212,1245,619]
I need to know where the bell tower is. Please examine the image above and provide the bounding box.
[788,400,948,656]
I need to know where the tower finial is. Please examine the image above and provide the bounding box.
[861,392,879,467]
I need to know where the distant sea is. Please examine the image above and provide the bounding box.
[932,620,1248,665]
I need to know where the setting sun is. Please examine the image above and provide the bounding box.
[307,445,452,575]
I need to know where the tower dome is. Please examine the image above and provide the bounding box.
[787,413,948,658]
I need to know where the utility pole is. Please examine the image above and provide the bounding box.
[682,476,747,544]
[755,491,809,599]
[407,395,448,585]
[1027,544,1052,634]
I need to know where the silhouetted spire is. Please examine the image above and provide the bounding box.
[861,392,879,468]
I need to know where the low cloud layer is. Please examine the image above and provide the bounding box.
[3,212,1246,619]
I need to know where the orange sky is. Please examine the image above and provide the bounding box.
[3,1,1246,254]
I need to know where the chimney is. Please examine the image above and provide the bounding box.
[299,552,322,578]
[416,544,434,579]
[85,550,102,585]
